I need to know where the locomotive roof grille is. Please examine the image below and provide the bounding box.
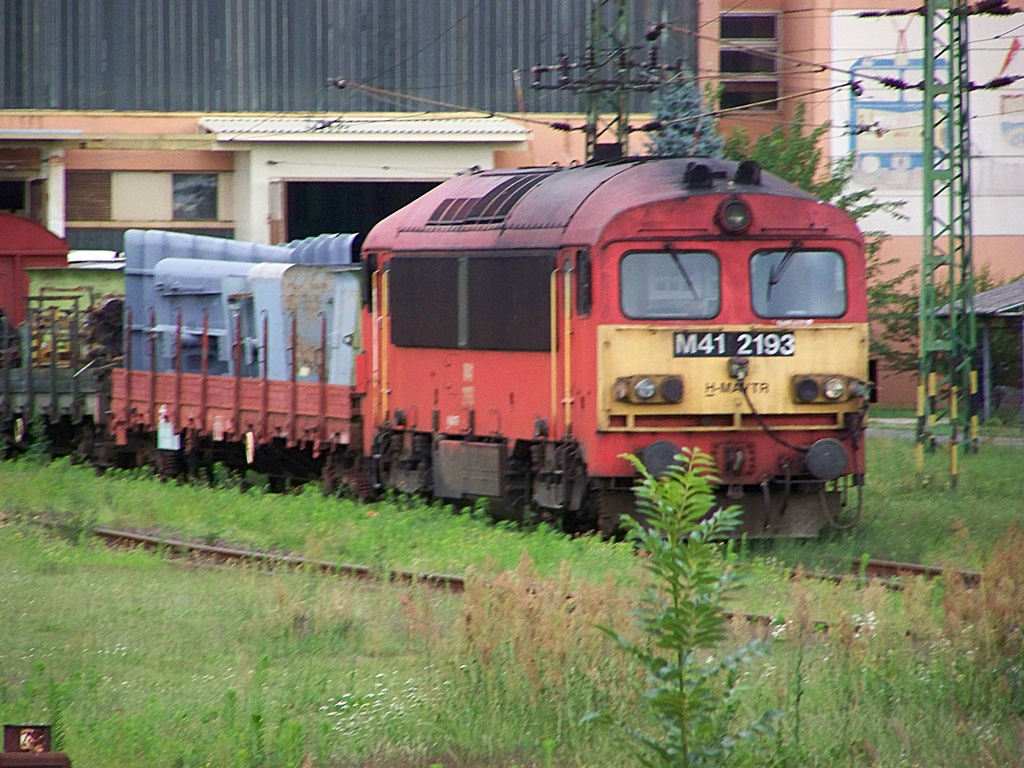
[427,172,551,226]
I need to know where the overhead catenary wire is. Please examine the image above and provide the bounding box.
[329,75,862,137]
[322,8,1024,142]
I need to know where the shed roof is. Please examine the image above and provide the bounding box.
[971,278,1024,316]
[197,116,530,143]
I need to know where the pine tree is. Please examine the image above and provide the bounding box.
[646,75,725,158]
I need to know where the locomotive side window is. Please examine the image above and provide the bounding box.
[467,255,552,351]
[389,257,460,347]
[750,248,846,318]
[389,253,553,351]
[620,251,720,319]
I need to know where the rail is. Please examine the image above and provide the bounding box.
[2,515,987,629]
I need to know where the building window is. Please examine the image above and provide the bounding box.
[173,173,218,220]
[66,171,112,221]
[720,14,780,111]
[0,181,25,214]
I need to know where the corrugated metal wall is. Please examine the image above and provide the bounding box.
[0,0,696,113]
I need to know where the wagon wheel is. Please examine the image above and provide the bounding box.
[321,459,367,498]
[321,461,341,496]
[369,430,394,495]
[73,424,96,465]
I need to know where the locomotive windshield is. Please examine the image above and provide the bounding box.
[750,248,846,318]
[620,251,720,319]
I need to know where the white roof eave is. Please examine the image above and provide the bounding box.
[209,133,527,143]
[198,116,530,145]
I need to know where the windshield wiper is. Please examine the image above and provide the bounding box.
[666,244,698,297]
[767,240,802,300]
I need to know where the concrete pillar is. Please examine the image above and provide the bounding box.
[44,148,66,238]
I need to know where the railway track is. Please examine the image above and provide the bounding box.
[795,558,981,590]
[5,514,983,595]
[88,526,982,594]
[90,526,467,592]
[2,515,985,633]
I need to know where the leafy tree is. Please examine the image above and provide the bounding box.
[584,448,777,767]
[647,75,725,158]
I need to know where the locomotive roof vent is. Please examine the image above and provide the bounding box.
[683,162,727,190]
[427,172,551,227]
[734,160,762,186]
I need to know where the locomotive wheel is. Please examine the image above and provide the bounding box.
[595,489,634,539]
[828,482,863,530]
[369,430,394,495]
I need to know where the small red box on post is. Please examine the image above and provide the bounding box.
[1,726,70,768]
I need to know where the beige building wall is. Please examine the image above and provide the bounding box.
[225,139,520,243]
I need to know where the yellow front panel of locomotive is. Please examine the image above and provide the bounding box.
[596,324,869,430]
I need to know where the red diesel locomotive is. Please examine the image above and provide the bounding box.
[358,156,869,536]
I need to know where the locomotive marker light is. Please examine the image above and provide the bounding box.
[660,376,684,403]
[794,377,820,403]
[715,196,752,234]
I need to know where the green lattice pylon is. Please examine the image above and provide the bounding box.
[916,0,979,485]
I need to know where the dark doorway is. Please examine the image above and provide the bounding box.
[286,181,438,241]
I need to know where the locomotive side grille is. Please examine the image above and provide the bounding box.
[427,173,549,226]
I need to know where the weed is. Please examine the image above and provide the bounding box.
[585,449,778,767]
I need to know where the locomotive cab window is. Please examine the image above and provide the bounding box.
[750,248,846,318]
[620,251,720,319]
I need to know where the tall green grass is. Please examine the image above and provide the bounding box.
[0,458,636,584]
[0,525,638,767]
[3,521,1024,767]
[3,435,1022,575]
[4,436,1024,765]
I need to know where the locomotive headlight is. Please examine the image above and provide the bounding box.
[634,378,657,400]
[823,378,846,400]
[715,195,751,234]
[791,374,864,404]
[794,377,820,403]
[614,375,685,403]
